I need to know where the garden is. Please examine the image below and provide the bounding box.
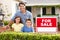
[0,20,58,40]
[0,14,60,40]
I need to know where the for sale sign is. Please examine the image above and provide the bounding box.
[36,17,57,32]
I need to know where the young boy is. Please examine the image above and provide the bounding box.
[21,19,33,32]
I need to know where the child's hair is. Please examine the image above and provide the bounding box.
[14,16,22,23]
[26,19,31,22]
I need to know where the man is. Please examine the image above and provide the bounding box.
[7,2,33,26]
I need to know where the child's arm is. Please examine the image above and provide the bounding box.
[21,27,24,32]
[11,24,14,31]
[11,28,14,31]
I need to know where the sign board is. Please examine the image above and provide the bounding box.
[36,17,57,32]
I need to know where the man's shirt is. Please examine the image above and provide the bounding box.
[11,10,33,25]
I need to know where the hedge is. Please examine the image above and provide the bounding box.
[0,31,60,40]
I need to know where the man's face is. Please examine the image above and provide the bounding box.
[19,4,26,11]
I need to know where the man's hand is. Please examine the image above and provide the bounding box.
[5,25,10,29]
[5,20,14,29]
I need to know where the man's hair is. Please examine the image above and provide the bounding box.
[19,2,25,6]
[26,19,31,22]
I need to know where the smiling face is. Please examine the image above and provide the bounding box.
[19,3,26,12]
[15,17,20,24]
[19,4,26,11]
[26,20,32,27]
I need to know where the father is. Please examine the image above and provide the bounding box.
[7,2,33,26]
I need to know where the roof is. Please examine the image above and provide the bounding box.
[25,0,60,6]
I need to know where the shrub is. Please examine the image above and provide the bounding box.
[0,31,60,40]
[37,14,41,17]
[4,21,9,26]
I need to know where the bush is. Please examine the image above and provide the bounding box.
[0,31,60,40]
[4,21,9,26]
[37,14,41,17]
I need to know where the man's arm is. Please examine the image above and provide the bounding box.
[8,20,14,26]
[8,12,17,26]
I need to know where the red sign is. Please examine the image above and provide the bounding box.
[36,17,57,32]
[36,18,57,27]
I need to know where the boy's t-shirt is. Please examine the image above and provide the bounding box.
[12,23,24,32]
[21,25,33,32]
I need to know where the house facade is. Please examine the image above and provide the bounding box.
[0,0,60,21]
[25,0,60,17]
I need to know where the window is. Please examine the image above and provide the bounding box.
[51,7,55,15]
[42,7,46,15]
[26,6,31,12]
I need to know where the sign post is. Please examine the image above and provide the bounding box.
[36,17,57,32]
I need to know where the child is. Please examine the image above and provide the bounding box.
[21,19,33,32]
[12,16,24,32]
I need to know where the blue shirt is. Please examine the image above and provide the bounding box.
[11,10,33,25]
[21,25,33,32]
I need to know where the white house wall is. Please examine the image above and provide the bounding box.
[32,7,41,17]
[55,7,60,15]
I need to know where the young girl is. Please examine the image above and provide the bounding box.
[12,16,24,32]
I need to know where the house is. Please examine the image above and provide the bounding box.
[17,0,60,22]
[0,0,60,21]
[25,0,60,17]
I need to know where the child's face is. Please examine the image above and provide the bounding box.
[15,18,20,23]
[26,21,32,27]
